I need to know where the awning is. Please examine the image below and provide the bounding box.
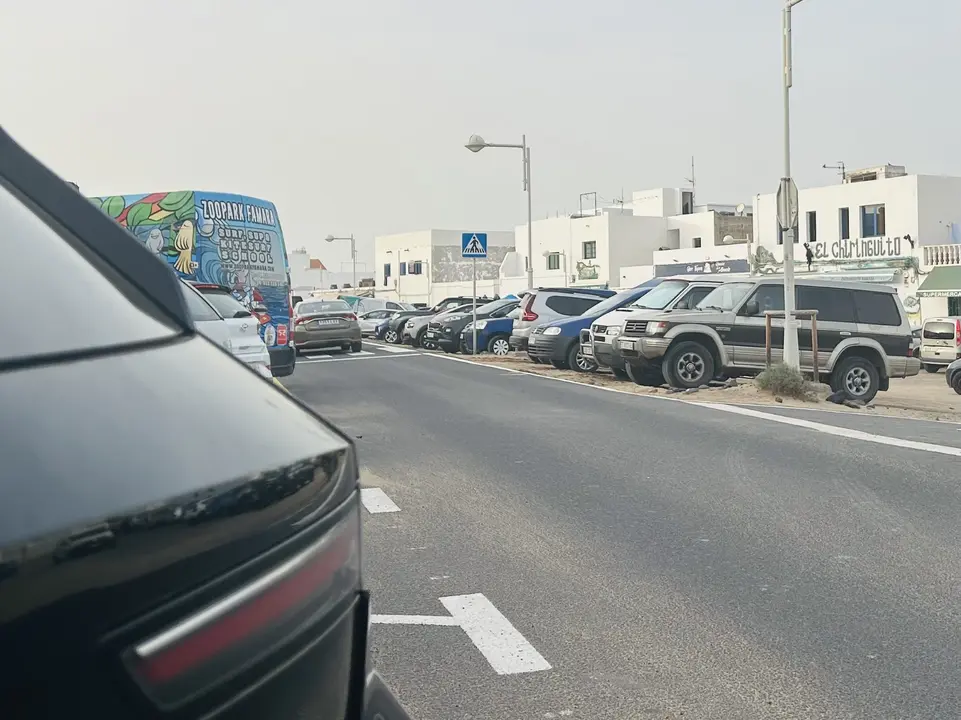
[917,267,961,297]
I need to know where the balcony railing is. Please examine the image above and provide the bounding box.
[923,244,961,267]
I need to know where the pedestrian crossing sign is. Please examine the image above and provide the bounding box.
[461,232,488,258]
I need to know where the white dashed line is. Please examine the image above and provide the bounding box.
[360,487,401,513]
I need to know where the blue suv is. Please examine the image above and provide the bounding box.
[527,280,662,371]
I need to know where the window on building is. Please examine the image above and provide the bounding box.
[547,253,560,270]
[839,207,850,240]
[860,204,885,238]
[383,262,391,287]
[582,241,596,260]
[692,237,702,249]
[399,261,407,276]
[410,261,423,275]
[806,211,817,244]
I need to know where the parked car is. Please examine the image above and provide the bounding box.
[462,307,520,356]
[292,298,363,354]
[612,276,920,402]
[425,298,519,353]
[52,522,117,564]
[179,280,274,381]
[383,296,484,344]
[586,276,723,380]
[528,285,659,372]
[946,357,961,394]
[402,303,473,347]
[0,127,410,718]
[510,287,615,357]
[358,309,398,336]
[919,317,961,372]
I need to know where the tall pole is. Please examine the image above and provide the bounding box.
[350,233,357,289]
[781,2,800,369]
[471,257,478,355]
[523,136,533,290]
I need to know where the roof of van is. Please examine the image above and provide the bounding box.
[750,276,899,293]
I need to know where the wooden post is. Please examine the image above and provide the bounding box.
[765,313,772,368]
[810,313,819,384]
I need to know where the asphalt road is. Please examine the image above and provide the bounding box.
[285,347,961,720]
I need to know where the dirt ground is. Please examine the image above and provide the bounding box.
[446,351,961,422]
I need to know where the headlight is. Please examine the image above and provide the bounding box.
[608,327,621,337]
[405,320,414,328]
[251,362,274,380]
[543,326,562,336]
[474,320,488,330]
[647,321,670,335]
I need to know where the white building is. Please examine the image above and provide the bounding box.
[750,164,961,324]
[287,247,374,292]
[374,229,515,305]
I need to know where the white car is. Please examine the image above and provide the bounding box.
[178,280,274,381]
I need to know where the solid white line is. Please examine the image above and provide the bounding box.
[371,614,460,626]
[700,403,961,457]
[296,353,423,365]
[376,344,417,354]
[440,593,552,675]
[730,402,961,425]
[360,487,401,513]
[425,353,961,457]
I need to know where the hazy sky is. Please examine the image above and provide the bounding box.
[3,1,957,276]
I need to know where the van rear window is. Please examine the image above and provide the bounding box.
[923,322,956,340]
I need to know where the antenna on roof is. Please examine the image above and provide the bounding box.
[822,161,846,182]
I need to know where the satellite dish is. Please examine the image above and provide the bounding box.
[735,203,746,216]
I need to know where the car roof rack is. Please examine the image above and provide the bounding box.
[533,287,614,297]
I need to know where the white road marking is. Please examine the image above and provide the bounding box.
[300,350,374,358]
[375,343,417,354]
[297,353,422,365]
[360,487,400,513]
[426,353,961,457]
[440,593,552,675]
[371,614,460,626]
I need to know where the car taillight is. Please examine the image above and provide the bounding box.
[956,319,960,346]
[123,503,361,709]
[345,313,357,321]
[521,295,538,322]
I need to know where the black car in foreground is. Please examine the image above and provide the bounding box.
[424,298,519,353]
[0,127,410,720]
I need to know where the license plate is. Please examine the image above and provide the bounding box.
[425,331,437,339]
[313,319,338,327]
[618,339,636,350]
[582,345,594,356]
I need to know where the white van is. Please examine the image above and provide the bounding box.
[919,317,961,372]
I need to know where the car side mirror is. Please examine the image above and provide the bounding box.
[233,309,253,319]
[743,300,760,317]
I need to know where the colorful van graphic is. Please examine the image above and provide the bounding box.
[90,190,295,375]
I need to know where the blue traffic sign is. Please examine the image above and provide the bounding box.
[461,232,488,258]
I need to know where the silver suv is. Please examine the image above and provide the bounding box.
[509,287,614,357]
[613,277,920,403]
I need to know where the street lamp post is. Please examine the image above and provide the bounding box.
[325,233,356,289]
[780,0,805,369]
[465,134,533,290]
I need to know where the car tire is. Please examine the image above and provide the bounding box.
[952,372,961,396]
[924,364,940,373]
[625,362,661,386]
[568,342,597,373]
[384,328,399,344]
[663,341,715,389]
[831,355,880,403]
[488,335,511,357]
[414,329,428,348]
[611,367,629,381]
[351,342,362,353]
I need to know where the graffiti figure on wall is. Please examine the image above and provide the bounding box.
[576,261,600,281]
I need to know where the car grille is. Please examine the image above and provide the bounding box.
[532,327,546,335]
[428,321,442,330]
[624,320,648,336]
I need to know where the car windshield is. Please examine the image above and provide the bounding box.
[585,289,642,316]
[628,280,689,309]
[696,282,754,311]
[198,290,250,318]
[298,300,350,314]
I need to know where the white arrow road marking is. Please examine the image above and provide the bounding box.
[360,488,400,513]
[371,593,551,675]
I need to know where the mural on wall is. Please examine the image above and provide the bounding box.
[575,261,600,281]
[430,245,511,282]
[90,191,291,348]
